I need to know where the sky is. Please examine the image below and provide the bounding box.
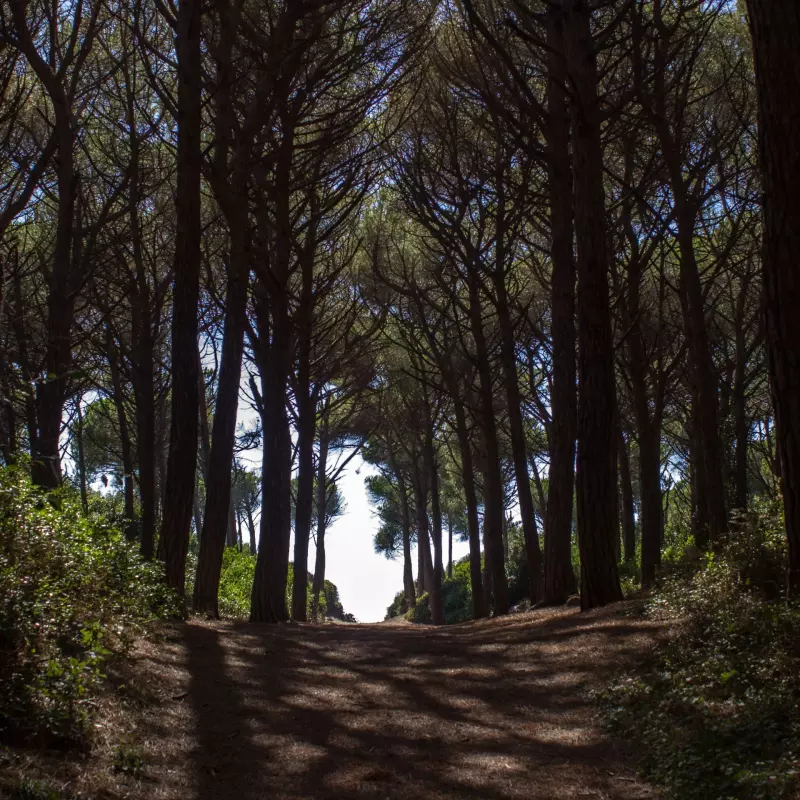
[234,400,471,623]
[301,457,470,623]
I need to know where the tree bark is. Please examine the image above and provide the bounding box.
[412,459,434,595]
[250,308,292,623]
[468,274,509,615]
[492,173,542,603]
[453,399,487,618]
[311,407,330,620]
[159,0,203,598]
[388,444,416,609]
[291,235,318,622]
[566,0,623,609]
[746,0,800,594]
[618,431,636,565]
[423,403,444,625]
[544,4,578,604]
[108,338,136,536]
[193,220,249,616]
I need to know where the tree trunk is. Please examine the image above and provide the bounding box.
[291,388,317,621]
[250,311,292,623]
[544,4,578,605]
[423,406,444,625]
[126,69,157,561]
[291,238,317,621]
[194,220,249,616]
[311,411,330,621]
[75,397,88,513]
[108,343,136,536]
[453,399,487,618]
[468,274,509,615]
[159,0,203,598]
[567,0,623,609]
[412,459,434,595]
[448,516,453,579]
[639,425,662,587]
[492,192,542,603]
[389,445,416,609]
[733,300,749,510]
[618,431,636,565]
[746,0,800,594]
[247,505,257,555]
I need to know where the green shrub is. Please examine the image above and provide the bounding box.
[218,547,255,618]
[405,557,474,625]
[207,548,343,621]
[386,590,410,620]
[597,501,800,799]
[0,467,177,747]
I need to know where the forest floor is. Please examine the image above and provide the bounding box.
[4,603,664,799]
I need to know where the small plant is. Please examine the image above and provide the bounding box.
[16,778,61,800]
[112,743,145,777]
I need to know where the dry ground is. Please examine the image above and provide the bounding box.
[3,603,662,799]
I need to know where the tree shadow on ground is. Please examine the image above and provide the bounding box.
[145,604,660,800]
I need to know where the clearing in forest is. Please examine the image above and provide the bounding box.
[127,604,659,799]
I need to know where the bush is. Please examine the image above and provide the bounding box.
[597,501,800,799]
[0,467,177,748]
[217,547,255,618]
[206,548,346,621]
[385,591,409,620]
[404,557,474,625]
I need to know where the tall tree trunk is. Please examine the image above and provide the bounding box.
[291,387,317,621]
[733,294,749,510]
[618,431,636,565]
[639,424,662,586]
[226,499,237,547]
[453,400,486,618]
[291,236,318,621]
[159,0,203,598]
[674,211,728,545]
[75,397,88,513]
[468,274,509,615]
[412,459,434,595]
[567,0,623,609]
[389,445,416,609]
[194,221,249,616]
[448,516,453,579]
[126,63,157,560]
[746,0,800,594]
[311,408,330,621]
[493,185,542,603]
[247,505,257,555]
[423,404,444,625]
[690,389,710,548]
[108,339,136,536]
[250,311,292,623]
[544,4,578,604]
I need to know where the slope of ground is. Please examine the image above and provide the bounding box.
[132,603,659,799]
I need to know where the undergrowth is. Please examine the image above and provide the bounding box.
[597,501,800,799]
[0,467,177,749]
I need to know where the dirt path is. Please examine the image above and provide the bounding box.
[134,603,659,800]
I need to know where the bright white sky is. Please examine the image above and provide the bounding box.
[239,442,470,623]
[234,392,475,623]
